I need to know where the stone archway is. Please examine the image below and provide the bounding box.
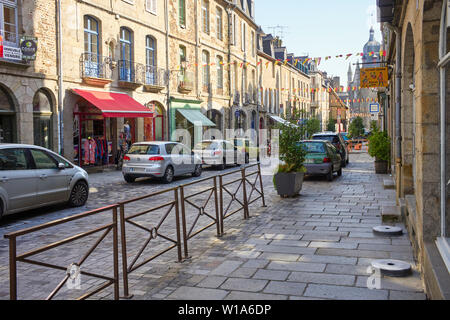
[0,84,18,143]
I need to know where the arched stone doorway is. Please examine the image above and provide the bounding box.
[33,89,55,150]
[0,85,17,143]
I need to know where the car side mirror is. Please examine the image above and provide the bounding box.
[58,163,66,170]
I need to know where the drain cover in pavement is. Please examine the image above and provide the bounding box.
[371,259,412,277]
[372,225,403,236]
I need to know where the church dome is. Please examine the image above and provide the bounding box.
[364,27,381,54]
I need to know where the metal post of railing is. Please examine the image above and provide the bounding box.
[119,204,133,299]
[241,167,249,220]
[258,163,267,208]
[112,206,119,300]
[174,188,183,263]
[9,236,17,300]
[213,176,221,237]
[179,185,189,259]
[219,175,224,235]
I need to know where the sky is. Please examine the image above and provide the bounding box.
[256,0,382,86]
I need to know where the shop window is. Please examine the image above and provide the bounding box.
[33,89,53,150]
[0,85,16,143]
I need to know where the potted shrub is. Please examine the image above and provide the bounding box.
[273,122,307,197]
[368,128,390,174]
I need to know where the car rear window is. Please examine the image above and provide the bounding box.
[313,135,339,144]
[195,141,220,150]
[128,145,160,155]
[300,142,326,153]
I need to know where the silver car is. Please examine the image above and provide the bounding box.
[122,141,202,183]
[0,144,89,219]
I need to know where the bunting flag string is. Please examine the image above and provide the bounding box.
[178,49,387,71]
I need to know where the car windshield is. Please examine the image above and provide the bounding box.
[128,145,160,155]
[299,142,326,153]
[313,135,339,144]
[195,141,220,150]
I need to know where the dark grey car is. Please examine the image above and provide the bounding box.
[312,132,349,167]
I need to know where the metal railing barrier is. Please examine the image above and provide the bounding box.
[179,176,220,259]
[4,205,120,300]
[118,187,182,299]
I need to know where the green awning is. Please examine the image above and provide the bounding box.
[177,109,216,127]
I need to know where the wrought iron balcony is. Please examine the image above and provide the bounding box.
[178,71,194,94]
[80,53,113,86]
[118,60,145,89]
[143,65,168,92]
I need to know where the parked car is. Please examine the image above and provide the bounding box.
[193,140,240,170]
[0,144,89,219]
[299,140,342,181]
[312,132,349,167]
[231,138,259,164]
[122,141,202,183]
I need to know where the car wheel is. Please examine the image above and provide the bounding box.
[337,167,343,177]
[162,166,174,184]
[68,181,89,207]
[192,165,202,177]
[326,169,333,181]
[124,175,136,183]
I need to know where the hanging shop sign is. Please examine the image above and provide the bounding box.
[20,36,38,60]
[0,35,3,58]
[360,67,388,88]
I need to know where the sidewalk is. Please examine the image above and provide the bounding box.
[121,153,426,300]
[0,152,426,300]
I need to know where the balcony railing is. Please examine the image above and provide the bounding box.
[118,60,145,85]
[178,71,194,93]
[80,53,114,81]
[144,65,168,87]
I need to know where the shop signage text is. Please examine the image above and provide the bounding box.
[360,67,388,88]
[20,36,38,60]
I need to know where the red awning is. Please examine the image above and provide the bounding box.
[72,89,154,118]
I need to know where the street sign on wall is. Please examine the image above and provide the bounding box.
[360,67,388,88]
[369,103,380,113]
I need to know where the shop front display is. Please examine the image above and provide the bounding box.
[72,89,154,167]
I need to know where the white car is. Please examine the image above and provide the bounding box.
[0,144,89,219]
[193,140,241,170]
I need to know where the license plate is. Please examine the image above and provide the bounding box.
[305,159,314,164]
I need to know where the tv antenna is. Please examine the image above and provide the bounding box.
[266,25,289,41]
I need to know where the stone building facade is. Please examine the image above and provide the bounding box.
[0,0,59,151]
[378,0,450,299]
[1,0,314,166]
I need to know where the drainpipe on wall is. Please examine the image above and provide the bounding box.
[56,0,64,155]
[385,23,402,202]
[164,0,170,139]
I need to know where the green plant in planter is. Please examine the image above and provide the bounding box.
[273,122,307,197]
[368,129,390,161]
[276,122,307,173]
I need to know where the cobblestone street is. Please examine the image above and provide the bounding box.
[0,152,426,300]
